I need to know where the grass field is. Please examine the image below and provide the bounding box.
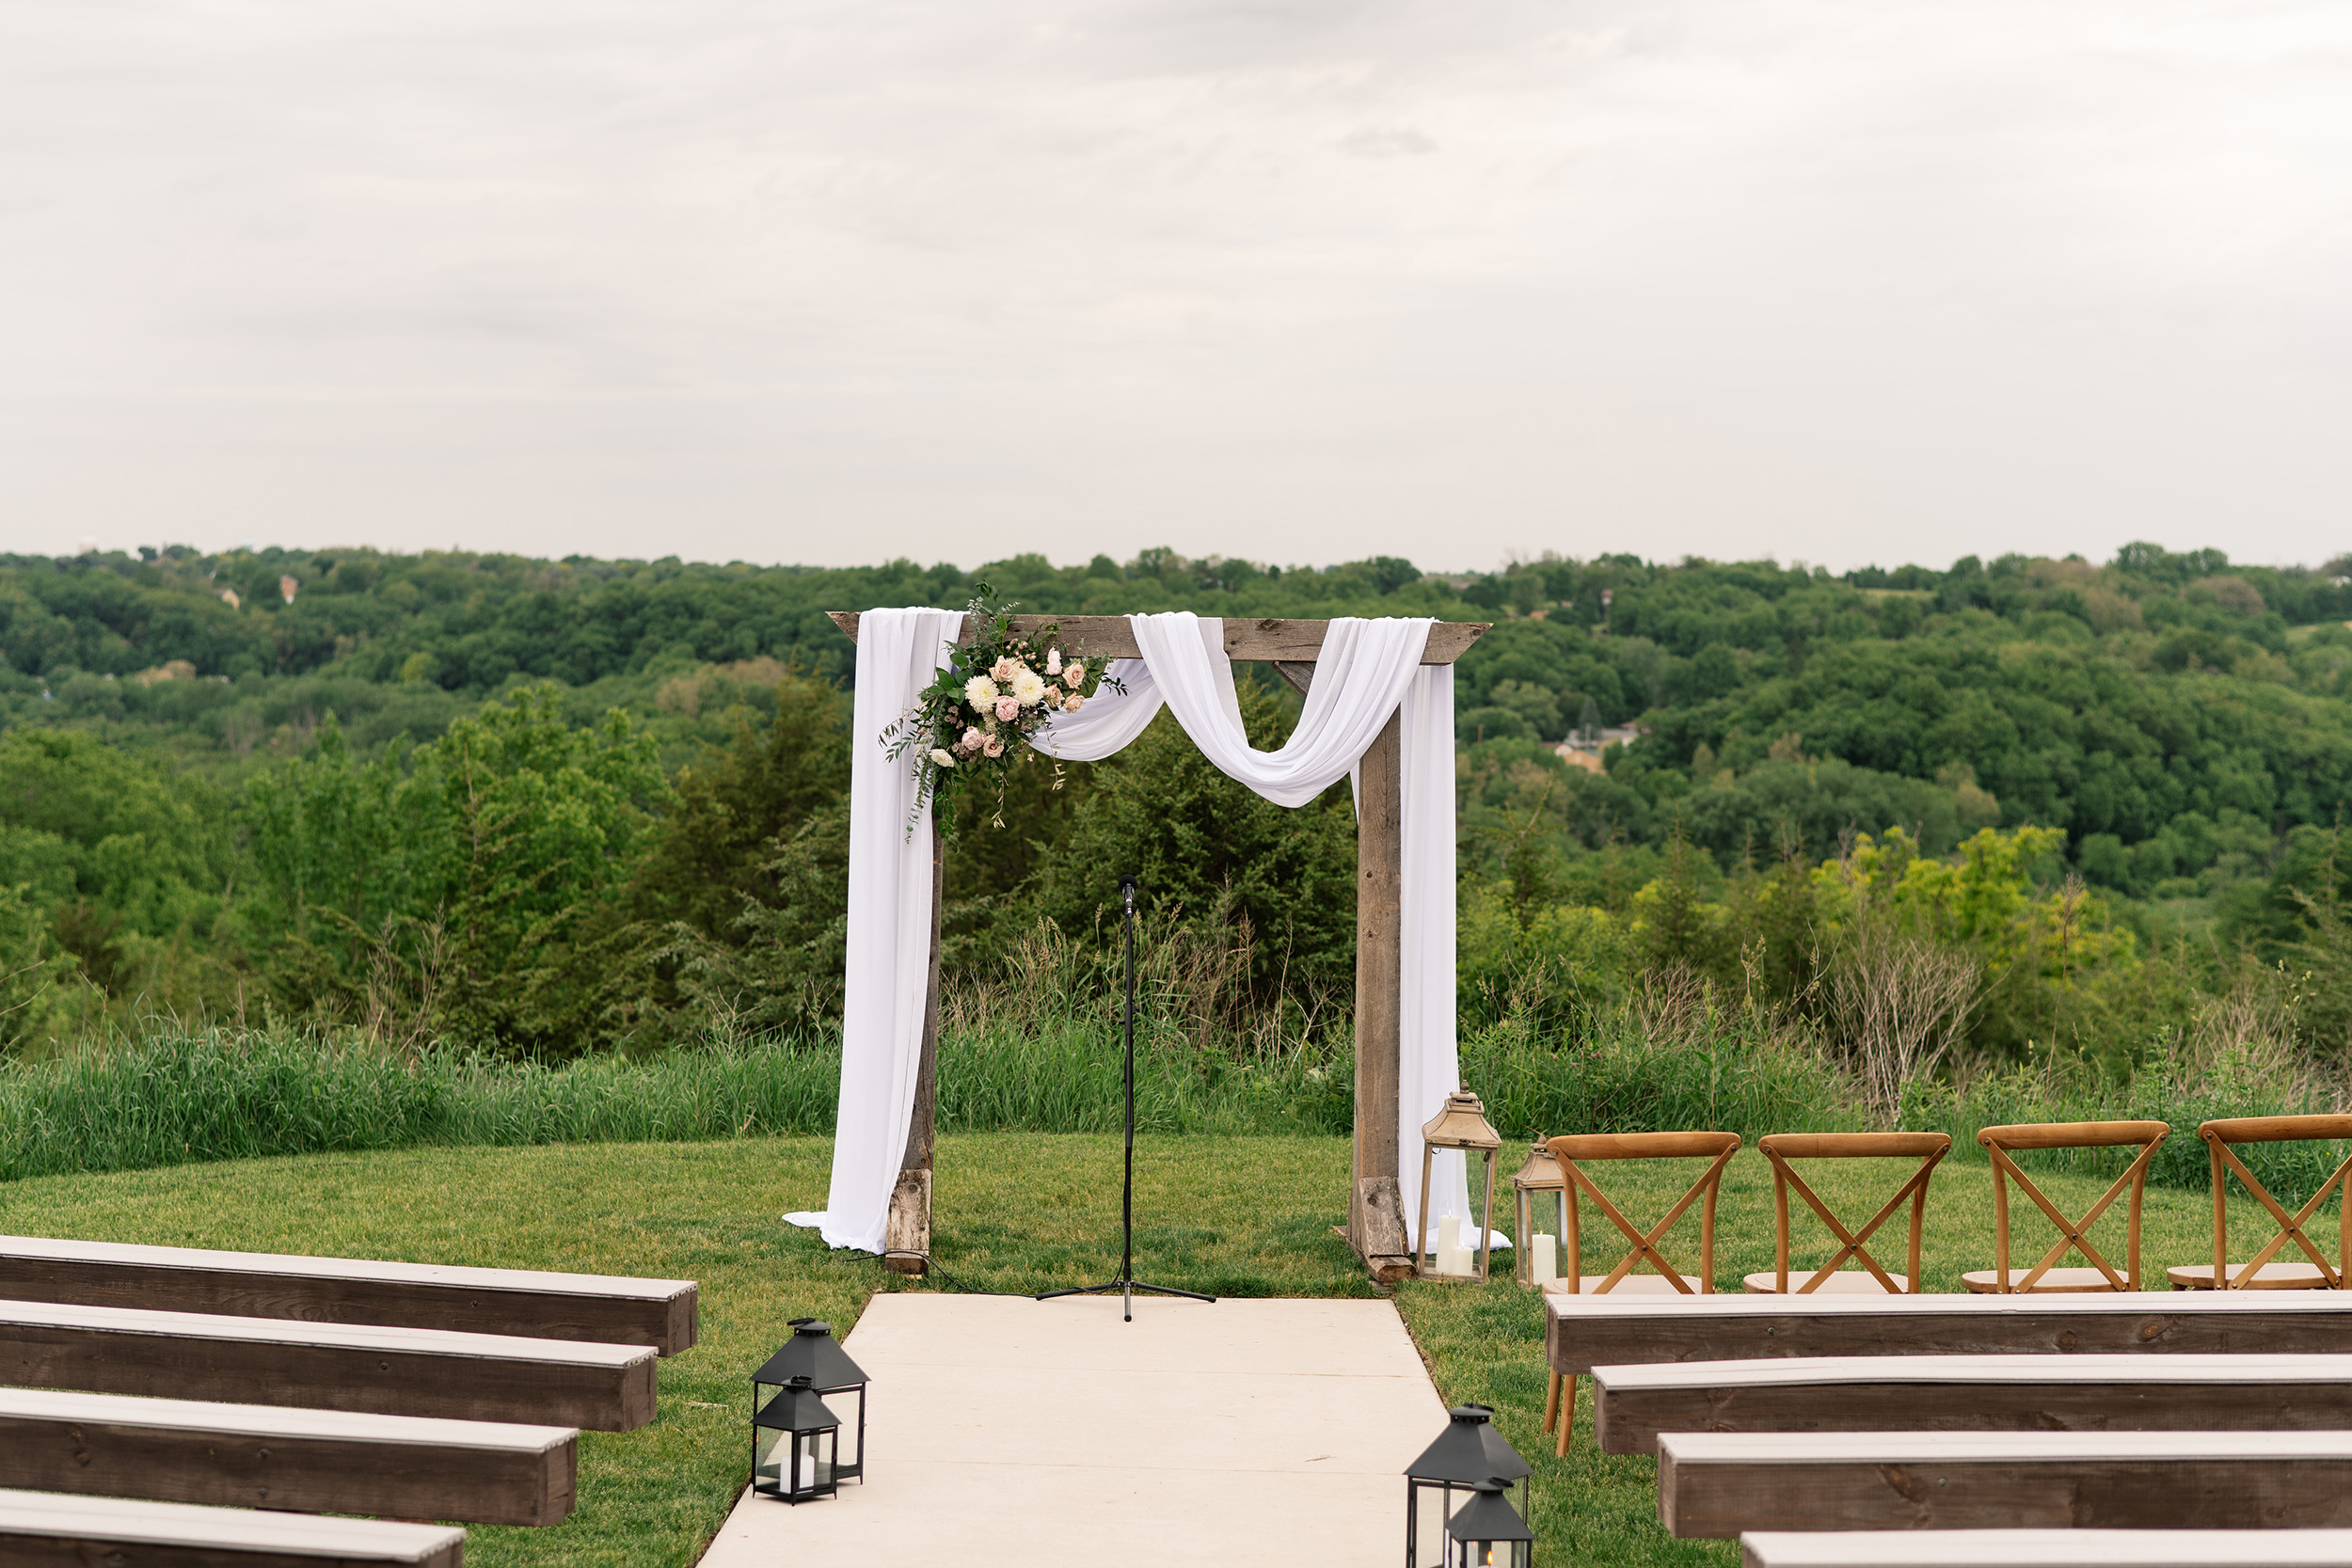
[0,1132,2262,1567]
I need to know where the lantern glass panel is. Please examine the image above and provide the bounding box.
[793,1429,836,1497]
[755,1423,785,1493]
[1453,1540,1532,1568]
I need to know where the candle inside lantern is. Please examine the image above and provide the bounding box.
[1531,1233,1557,1285]
[1437,1212,1461,1263]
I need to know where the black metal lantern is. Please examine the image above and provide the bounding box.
[1446,1480,1534,1568]
[1405,1403,1531,1566]
[756,1319,870,1481]
[752,1375,841,1504]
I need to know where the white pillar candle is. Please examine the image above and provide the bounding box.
[1437,1212,1461,1261]
[1531,1233,1558,1285]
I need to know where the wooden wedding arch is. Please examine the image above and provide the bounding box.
[830,612,1489,1281]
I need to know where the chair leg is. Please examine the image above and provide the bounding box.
[1554,1374,1577,1457]
[1544,1370,1562,1433]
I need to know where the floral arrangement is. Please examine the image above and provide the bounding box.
[883,591,1122,836]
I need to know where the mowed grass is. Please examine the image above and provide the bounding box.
[0,1134,2269,1567]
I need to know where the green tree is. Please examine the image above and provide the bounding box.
[245,686,670,1053]
[622,672,850,941]
[1034,678,1359,1005]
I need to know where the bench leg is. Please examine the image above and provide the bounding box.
[1544,1370,1562,1433]
[1554,1374,1577,1457]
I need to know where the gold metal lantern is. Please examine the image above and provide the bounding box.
[1509,1137,1565,1289]
[1417,1085,1503,1283]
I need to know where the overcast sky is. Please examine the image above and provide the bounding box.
[2,1,2345,574]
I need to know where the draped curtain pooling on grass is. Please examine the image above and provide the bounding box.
[789,609,1474,1254]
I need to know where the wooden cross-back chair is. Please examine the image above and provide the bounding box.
[1538,1131,1741,1455]
[1741,1132,1951,1294]
[1962,1119,2169,1293]
[2167,1115,2352,1291]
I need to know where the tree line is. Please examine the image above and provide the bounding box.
[4,539,2352,1071]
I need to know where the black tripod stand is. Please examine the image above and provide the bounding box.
[1038,875,1216,1322]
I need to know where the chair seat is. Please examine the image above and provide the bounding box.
[2166,1260,2343,1291]
[1961,1267,2144,1292]
[1541,1274,1709,1296]
[1741,1269,1916,1294]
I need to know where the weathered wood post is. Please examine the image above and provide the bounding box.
[1347,706,1414,1280]
[883,817,943,1275]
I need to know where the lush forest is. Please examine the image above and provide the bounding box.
[7,540,2352,1105]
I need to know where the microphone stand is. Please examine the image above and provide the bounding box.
[1038,875,1216,1322]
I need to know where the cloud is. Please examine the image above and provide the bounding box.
[0,0,2345,570]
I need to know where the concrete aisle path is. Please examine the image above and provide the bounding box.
[696,1292,1447,1565]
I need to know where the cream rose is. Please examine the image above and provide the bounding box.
[1045,647,1062,675]
[961,726,985,751]
[929,748,955,768]
[1062,662,1085,689]
[994,696,1021,721]
[990,656,1018,684]
[982,736,1005,757]
[1062,693,1084,714]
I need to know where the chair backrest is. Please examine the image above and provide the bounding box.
[1547,1132,1742,1294]
[2201,1115,2352,1290]
[1979,1119,2170,1292]
[1756,1132,1951,1293]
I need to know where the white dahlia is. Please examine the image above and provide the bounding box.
[963,674,999,708]
[1010,668,1048,706]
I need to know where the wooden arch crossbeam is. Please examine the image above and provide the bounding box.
[829,611,1489,1280]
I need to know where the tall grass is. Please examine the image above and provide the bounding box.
[7,958,2348,1203]
[0,1021,1352,1184]
[1462,1002,1864,1144]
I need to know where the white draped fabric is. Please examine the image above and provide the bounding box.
[789,609,1480,1254]
[787,607,963,1252]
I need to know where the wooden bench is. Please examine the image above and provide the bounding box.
[0,1235,696,1354]
[1596,1351,2352,1453]
[1740,1529,2352,1567]
[0,1486,465,1567]
[0,1298,656,1430]
[1548,1288,2352,1384]
[0,1386,575,1526]
[1660,1429,2352,1537]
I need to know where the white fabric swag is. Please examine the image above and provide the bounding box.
[788,609,1482,1255]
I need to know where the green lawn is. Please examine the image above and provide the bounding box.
[0,1135,2245,1567]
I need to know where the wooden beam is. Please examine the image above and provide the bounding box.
[1741,1528,2352,1566]
[1661,1428,2352,1537]
[1548,1291,2352,1380]
[0,1236,695,1355]
[0,1387,573,1527]
[0,1300,656,1432]
[885,816,945,1275]
[826,611,1488,665]
[1596,1352,2352,1455]
[0,1488,466,1567]
[1348,706,1411,1281]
